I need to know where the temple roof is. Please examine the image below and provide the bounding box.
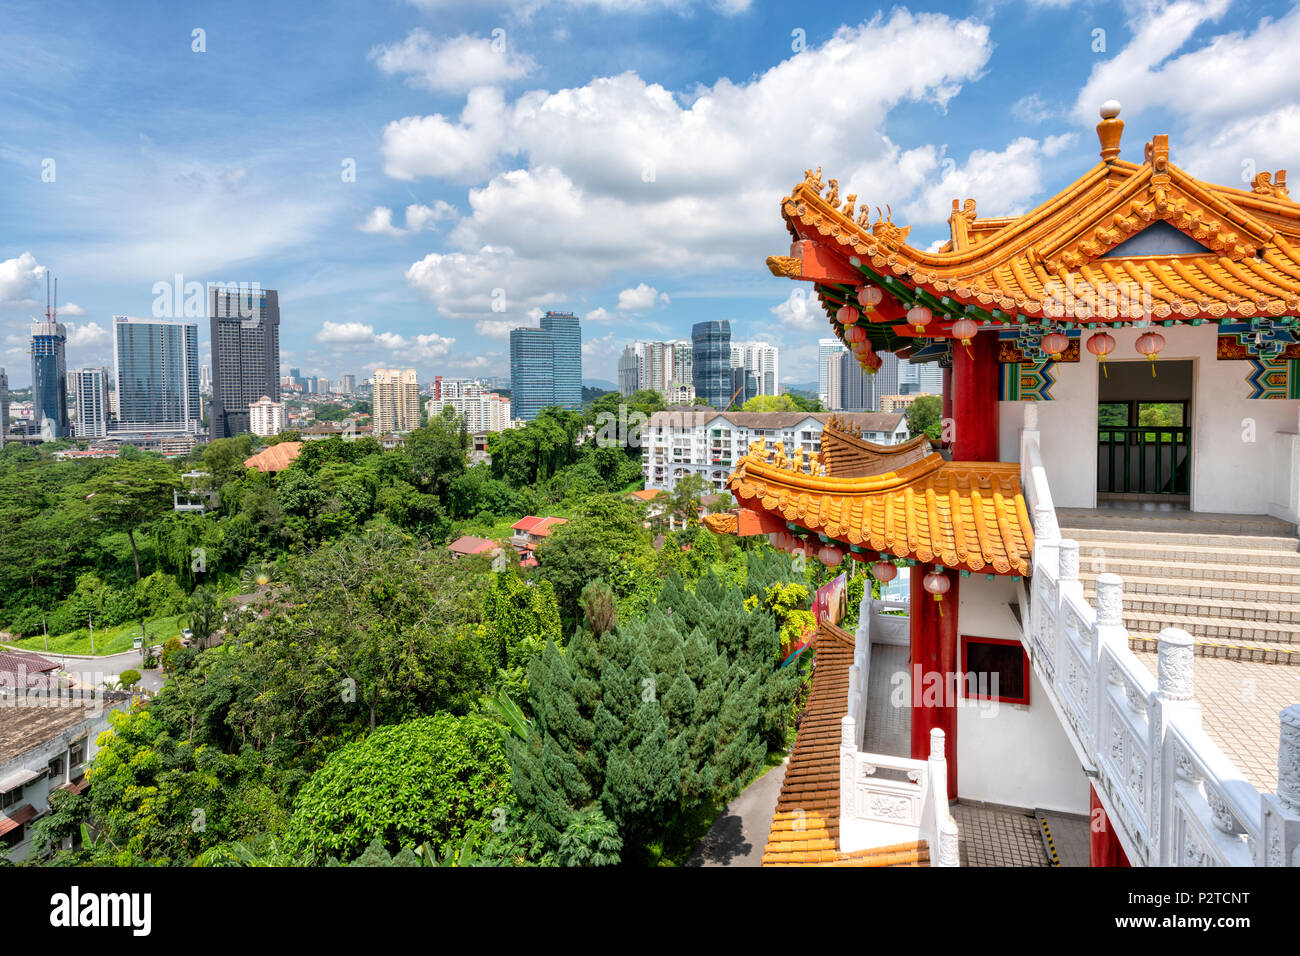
[710,445,1034,576]
[762,622,929,866]
[770,105,1300,363]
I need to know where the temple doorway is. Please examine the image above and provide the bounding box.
[1096,359,1193,500]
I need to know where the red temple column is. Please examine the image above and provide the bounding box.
[951,328,999,461]
[909,567,960,797]
[1089,784,1132,867]
[940,366,953,450]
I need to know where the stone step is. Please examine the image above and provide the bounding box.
[1073,556,1300,586]
[1120,608,1300,646]
[1058,527,1300,552]
[1060,537,1300,568]
[1083,586,1300,625]
[1055,509,1295,537]
[1127,632,1300,665]
[1078,572,1300,605]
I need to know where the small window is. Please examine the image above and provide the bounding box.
[48,756,64,779]
[1,823,23,848]
[962,636,1030,705]
[68,741,86,767]
[0,788,20,810]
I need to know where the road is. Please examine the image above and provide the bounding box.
[686,759,787,867]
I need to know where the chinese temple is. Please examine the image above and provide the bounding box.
[707,102,1300,867]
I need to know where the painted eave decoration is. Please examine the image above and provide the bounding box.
[769,103,1300,376]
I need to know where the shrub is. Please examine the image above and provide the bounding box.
[118,669,142,688]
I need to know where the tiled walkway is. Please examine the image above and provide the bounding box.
[952,802,1051,867]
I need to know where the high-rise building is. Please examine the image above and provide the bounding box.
[732,341,780,397]
[199,364,212,394]
[509,313,584,421]
[618,344,645,397]
[318,378,330,396]
[729,366,758,408]
[340,374,356,396]
[73,367,111,438]
[0,367,8,450]
[901,360,944,395]
[426,379,514,433]
[372,368,420,435]
[837,349,901,411]
[818,338,847,407]
[672,340,692,386]
[209,286,280,439]
[248,395,287,437]
[541,312,582,410]
[30,319,69,438]
[691,320,731,409]
[619,340,694,398]
[112,316,201,433]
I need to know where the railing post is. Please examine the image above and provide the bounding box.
[940,819,960,867]
[1259,705,1300,866]
[840,714,857,847]
[1151,627,1201,866]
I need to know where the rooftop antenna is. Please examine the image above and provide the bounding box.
[45,272,50,322]
[53,277,57,323]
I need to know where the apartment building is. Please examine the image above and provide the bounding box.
[372,368,420,435]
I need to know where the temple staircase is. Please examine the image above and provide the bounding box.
[1058,508,1300,665]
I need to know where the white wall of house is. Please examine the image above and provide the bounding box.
[955,576,1089,814]
[1000,323,1300,515]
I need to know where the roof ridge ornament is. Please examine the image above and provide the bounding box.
[1097,100,1123,163]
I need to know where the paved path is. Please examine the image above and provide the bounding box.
[3,643,168,694]
[687,759,787,867]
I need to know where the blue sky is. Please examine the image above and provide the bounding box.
[2,0,1299,389]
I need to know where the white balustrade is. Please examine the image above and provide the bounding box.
[1019,403,1300,866]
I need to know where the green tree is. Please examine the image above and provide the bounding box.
[281,714,513,864]
[406,406,470,498]
[78,459,180,581]
[741,394,799,412]
[907,393,943,441]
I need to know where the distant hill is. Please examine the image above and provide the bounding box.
[582,378,618,391]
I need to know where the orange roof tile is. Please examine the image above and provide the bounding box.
[779,150,1300,327]
[762,623,928,867]
[243,441,302,473]
[713,450,1033,576]
[627,488,666,502]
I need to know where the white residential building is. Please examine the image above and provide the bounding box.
[248,395,287,437]
[372,368,420,435]
[73,367,111,439]
[731,342,780,397]
[642,409,909,492]
[619,340,694,398]
[425,379,514,433]
[818,338,847,406]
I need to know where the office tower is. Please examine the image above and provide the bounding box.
[199,364,212,394]
[248,396,287,437]
[209,286,280,439]
[31,319,69,438]
[318,378,330,396]
[837,349,901,411]
[916,362,943,395]
[540,312,582,410]
[112,316,201,432]
[0,367,7,449]
[826,354,843,411]
[729,366,758,409]
[288,367,302,389]
[509,313,584,421]
[372,368,420,434]
[691,320,731,409]
[73,367,111,438]
[618,344,644,397]
[340,374,356,396]
[818,338,846,407]
[735,341,780,396]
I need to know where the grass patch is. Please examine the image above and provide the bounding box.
[9,614,186,657]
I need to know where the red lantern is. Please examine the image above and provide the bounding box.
[907,305,932,335]
[858,284,884,312]
[845,324,867,345]
[820,544,843,567]
[1086,331,1116,378]
[950,317,978,358]
[1041,331,1069,359]
[871,560,897,583]
[836,304,860,326]
[1136,331,1166,377]
[923,568,950,615]
[862,350,883,374]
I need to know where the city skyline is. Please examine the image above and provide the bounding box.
[5,2,1293,388]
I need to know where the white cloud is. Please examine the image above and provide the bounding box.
[0,252,45,304]
[905,136,1063,223]
[407,0,749,12]
[771,288,823,332]
[404,200,458,232]
[59,302,87,316]
[359,206,405,236]
[616,282,669,312]
[1012,93,1054,124]
[65,321,110,347]
[414,332,456,361]
[371,31,537,93]
[585,307,616,322]
[317,321,378,344]
[389,12,998,320]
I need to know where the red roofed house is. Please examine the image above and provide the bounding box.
[510,516,568,556]
[446,535,503,561]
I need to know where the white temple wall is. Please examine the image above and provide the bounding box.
[955,576,1089,814]
[1000,323,1299,516]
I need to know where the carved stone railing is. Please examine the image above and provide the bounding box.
[1020,402,1300,866]
[839,585,958,865]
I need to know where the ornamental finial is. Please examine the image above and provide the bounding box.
[1098,100,1123,164]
